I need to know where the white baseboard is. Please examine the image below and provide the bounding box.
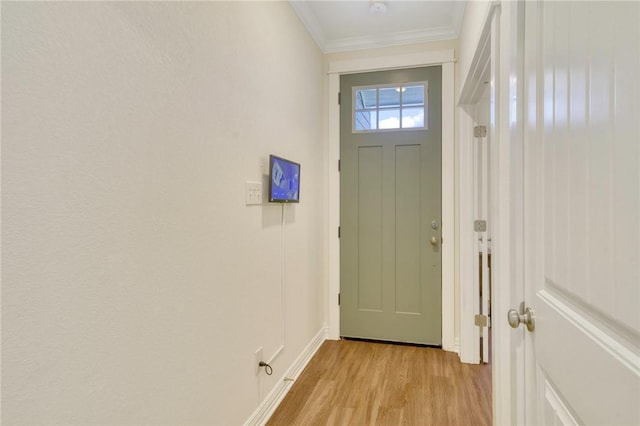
[454,337,460,355]
[244,327,327,426]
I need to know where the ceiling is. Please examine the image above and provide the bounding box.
[288,0,466,53]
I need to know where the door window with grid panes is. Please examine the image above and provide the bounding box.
[352,83,427,132]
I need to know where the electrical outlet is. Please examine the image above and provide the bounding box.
[254,347,263,375]
[245,181,262,205]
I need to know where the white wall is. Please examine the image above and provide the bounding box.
[2,2,324,424]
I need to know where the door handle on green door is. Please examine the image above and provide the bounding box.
[430,236,438,246]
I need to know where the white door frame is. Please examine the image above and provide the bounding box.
[326,50,456,353]
[458,2,501,365]
[458,1,526,425]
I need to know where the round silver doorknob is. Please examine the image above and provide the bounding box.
[507,310,521,327]
[507,307,535,332]
[430,236,438,246]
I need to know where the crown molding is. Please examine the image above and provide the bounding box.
[323,26,458,53]
[288,1,327,51]
[289,0,467,54]
[451,1,467,36]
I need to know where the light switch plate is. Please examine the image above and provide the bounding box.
[245,181,262,205]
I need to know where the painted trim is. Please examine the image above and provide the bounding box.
[458,3,529,426]
[328,50,455,75]
[457,106,479,364]
[287,1,327,50]
[324,28,457,54]
[458,5,494,108]
[441,61,455,353]
[327,73,341,341]
[326,50,456,354]
[244,327,327,426]
[289,2,465,54]
[493,2,526,425]
[457,2,501,366]
[451,2,467,40]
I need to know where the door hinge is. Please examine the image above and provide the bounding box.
[338,92,341,105]
[338,293,341,306]
[475,314,489,327]
[338,159,341,172]
[474,220,487,232]
[338,226,341,238]
[474,125,487,138]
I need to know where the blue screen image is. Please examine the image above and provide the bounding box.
[271,157,300,202]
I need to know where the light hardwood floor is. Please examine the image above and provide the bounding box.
[267,339,491,426]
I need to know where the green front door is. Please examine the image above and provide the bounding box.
[340,66,442,345]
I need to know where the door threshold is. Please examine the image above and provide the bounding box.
[340,336,442,349]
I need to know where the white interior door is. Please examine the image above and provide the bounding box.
[522,1,640,424]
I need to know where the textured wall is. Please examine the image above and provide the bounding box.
[2,2,324,424]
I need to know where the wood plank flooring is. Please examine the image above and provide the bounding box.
[267,340,491,426]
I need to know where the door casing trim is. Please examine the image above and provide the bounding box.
[326,50,455,353]
[458,2,526,425]
[458,4,500,366]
